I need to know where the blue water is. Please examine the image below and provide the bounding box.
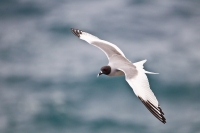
[0,0,200,133]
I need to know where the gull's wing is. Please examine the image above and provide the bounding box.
[71,28,126,60]
[118,61,166,124]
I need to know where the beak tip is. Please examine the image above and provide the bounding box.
[97,71,103,77]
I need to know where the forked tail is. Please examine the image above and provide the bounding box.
[133,60,159,74]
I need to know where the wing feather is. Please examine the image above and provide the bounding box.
[71,28,126,59]
[118,65,166,124]
[138,97,166,123]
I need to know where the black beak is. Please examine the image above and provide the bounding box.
[97,71,103,77]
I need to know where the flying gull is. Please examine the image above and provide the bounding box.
[71,28,166,124]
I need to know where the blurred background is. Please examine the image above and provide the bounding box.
[0,0,200,133]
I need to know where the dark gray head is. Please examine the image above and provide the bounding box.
[97,66,111,77]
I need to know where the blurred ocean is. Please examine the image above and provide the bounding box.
[0,0,200,133]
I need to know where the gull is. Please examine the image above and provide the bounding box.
[71,28,166,124]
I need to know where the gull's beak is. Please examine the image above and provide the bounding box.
[97,71,103,77]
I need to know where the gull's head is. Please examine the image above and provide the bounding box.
[97,66,111,77]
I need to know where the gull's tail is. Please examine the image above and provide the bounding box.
[133,60,159,74]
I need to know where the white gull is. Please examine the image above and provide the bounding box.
[71,28,166,124]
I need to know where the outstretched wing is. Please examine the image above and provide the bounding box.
[71,28,126,60]
[118,64,166,124]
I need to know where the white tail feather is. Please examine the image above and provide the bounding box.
[133,60,158,74]
[145,71,159,74]
[133,59,147,69]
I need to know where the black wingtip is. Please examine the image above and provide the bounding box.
[138,96,166,124]
[71,28,82,38]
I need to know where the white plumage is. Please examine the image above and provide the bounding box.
[71,28,166,123]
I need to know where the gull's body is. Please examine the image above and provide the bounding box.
[71,28,166,124]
